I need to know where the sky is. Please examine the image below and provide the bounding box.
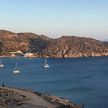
[0,0,108,40]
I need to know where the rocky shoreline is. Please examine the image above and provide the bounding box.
[0,52,108,58]
[0,86,81,108]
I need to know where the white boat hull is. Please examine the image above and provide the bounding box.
[0,64,4,68]
[13,70,20,74]
[43,64,50,68]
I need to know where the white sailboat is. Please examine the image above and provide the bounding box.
[0,60,4,68]
[43,58,50,68]
[13,62,20,74]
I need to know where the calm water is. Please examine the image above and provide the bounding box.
[0,57,108,108]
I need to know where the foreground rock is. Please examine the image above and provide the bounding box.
[0,86,80,108]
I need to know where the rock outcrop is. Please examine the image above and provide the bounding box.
[0,29,108,58]
[0,87,80,108]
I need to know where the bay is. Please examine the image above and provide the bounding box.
[0,57,108,108]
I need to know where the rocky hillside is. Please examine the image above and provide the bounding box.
[0,30,108,58]
[45,36,108,57]
[0,30,51,55]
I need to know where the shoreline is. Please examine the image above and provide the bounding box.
[0,86,81,108]
[0,54,108,58]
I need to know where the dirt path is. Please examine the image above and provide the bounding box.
[0,86,80,108]
[0,87,56,108]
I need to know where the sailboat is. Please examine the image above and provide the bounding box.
[13,62,20,74]
[43,58,50,68]
[0,60,4,68]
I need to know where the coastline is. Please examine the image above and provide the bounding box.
[0,86,80,108]
[0,53,108,58]
[0,56,18,58]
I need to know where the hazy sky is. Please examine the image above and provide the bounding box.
[0,0,108,40]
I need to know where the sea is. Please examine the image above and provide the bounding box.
[0,57,108,108]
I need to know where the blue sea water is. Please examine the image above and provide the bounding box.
[0,57,108,108]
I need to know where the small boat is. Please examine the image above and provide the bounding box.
[0,60,4,68]
[13,63,20,74]
[43,58,50,68]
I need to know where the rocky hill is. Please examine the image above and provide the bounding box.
[0,30,108,58]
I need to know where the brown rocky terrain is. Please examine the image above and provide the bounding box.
[0,86,80,108]
[0,29,108,58]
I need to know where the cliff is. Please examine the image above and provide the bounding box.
[0,30,108,58]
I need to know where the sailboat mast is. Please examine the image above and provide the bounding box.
[15,63,17,70]
[45,58,47,64]
[0,60,2,64]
